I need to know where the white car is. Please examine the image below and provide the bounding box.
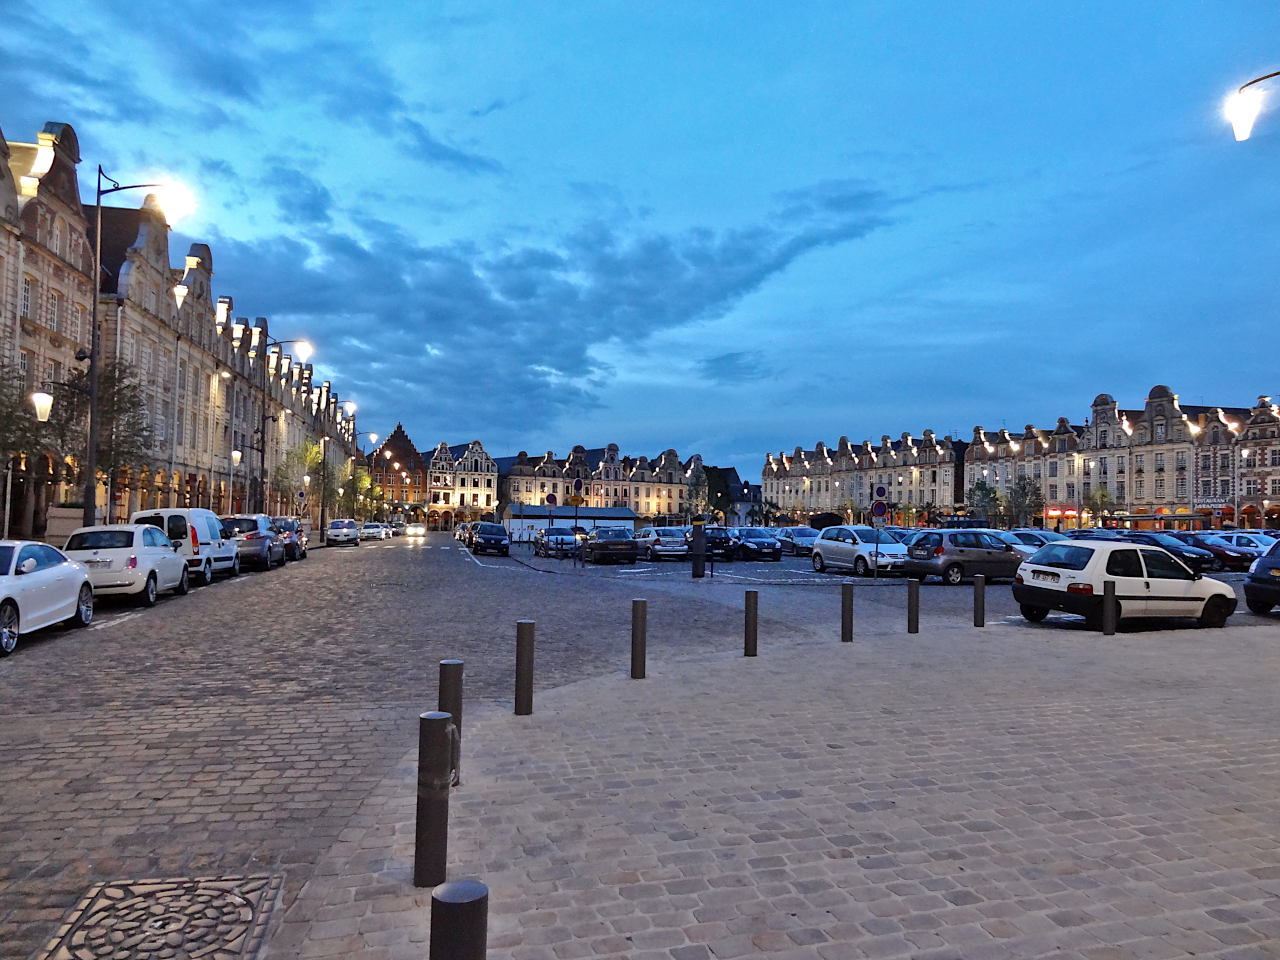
[361,522,390,540]
[405,522,427,537]
[326,519,360,546]
[1012,538,1236,629]
[64,525,189,605]
[0,540,94,656]
[1215,532,1278,558]
[634,527,689,561]
[810,525,908,575]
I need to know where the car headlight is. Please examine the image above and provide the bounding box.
[1249,559,1259,575]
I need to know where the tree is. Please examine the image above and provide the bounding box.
[43,362,153,482]
[1006,476,1046,527]
[966,480,1003,523]
[686,464,711,518]
[0,362,42,463]
[1082,486,1115,526]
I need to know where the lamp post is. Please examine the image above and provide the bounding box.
[1236,448,1249,529]
[1226,71,1280,141]
[302,473,310,525]
[84,169,193,527]
[231,449,242,513]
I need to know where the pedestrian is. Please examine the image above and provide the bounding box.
[1053,520,1061,533]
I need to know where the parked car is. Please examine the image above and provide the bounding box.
[1013,539,1236,629]
[271,516,309,561]
[1244,539,1280,616]
[1215,531,1278,557]
[1063,528,1122,540]
[64,524,189,605]
[325,518,360,546]
[897,529,934,548]
[389,520,406,537]
[405,522,427,537]
[131,506,240,585]
[0,540,94,656]
[685,525,736,560]
[455,522,472,543]
[973,528,1038,559]
[1116,531,1215,573]
[1165,532,1253,571]
[360,522,387,541]
[534,526,579,557]
[634,527,689,561]
[580,527,639,564]
[778,527,820,556]
[470,522,511,556]
[811,526,908,576]
[1010,528,1068,549]
[734,527,782,561]
[221,514,287,570]
[904,529,1024,584]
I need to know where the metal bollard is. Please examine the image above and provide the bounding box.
[841,582,853,643]
[973,574,986,628]
[631,599,647,679]
[515,620,535,715]
[907,579,920,634]
[414,711,455,888]
[744,590,758,657]
[438,659,463,786]
[430,879,488,960]
[1102,580,1117,636]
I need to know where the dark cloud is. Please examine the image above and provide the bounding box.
[470,98,509,118]
[259,163,334,225]
[401,119,503,175]
[697,351,770,385]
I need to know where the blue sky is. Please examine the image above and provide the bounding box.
[6,2,1279,477]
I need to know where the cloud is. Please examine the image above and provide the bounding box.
[259,163,334,225]
[401,119,503,175]
[697,351,770,385]
[469,98,509,118]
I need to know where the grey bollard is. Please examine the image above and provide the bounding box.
[744,590,758,657]
[973,574,986,628]
[438,659,463,785]
[430,879,488,960]
[841,582,853,643]
[907,579,920,634]
[631,599,647,679]
[515,620,535,715]
[1102,580,1117,636]
[414,711,455,888]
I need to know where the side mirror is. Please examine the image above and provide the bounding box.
[18,557,37,575]
[1005,544,1015,552]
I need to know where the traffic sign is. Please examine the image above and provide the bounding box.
[546,494,557,506]
[573,478,584,493]
[872,516,887,528]
[568,495,585,506]
[874,484,888,500]
[871,500,888,518]
[297,490,305,501]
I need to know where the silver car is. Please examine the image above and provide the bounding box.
[905,529,1024,584]
[634,527,689,561]
[810,526,908,575]
[221,514,287,570]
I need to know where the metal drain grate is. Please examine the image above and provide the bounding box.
[38,875,281,959]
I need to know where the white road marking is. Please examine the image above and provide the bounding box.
[89,610,143,631]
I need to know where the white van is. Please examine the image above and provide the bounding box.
[130,507,240,585]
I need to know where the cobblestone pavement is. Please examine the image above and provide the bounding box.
[2,532,1273,959]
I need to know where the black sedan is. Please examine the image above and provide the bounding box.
[1244,540,1280,616]
[1116,531,1215,573]
[685,525,736,560]
[580,528,638,564]
[734,527,782,561]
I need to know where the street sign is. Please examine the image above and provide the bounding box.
[871,500,888,518]
[297,490,305,501]
[872,516,887,528]
[546,494,557,506]
[568,495,585,506]
[573,478,583,493]
[874,484,888,500]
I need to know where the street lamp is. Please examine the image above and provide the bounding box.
[231,449,242,512]
[1236,448,1250,528]
[1225,71,1280,141]
[84,169,193,527]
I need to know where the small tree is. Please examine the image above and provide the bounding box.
[686,464,711,518]
[1082,486,1115,527]
[44,361,152,486]
[965,480,1003,524]
[1006,476,1046,527]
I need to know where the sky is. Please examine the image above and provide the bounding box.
[5,2,1279,478]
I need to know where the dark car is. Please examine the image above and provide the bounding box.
[1244,539,1280,616]
[778,527,820,556]
[686,525,736,560]
[734,527,782,561]
[580,527,638,564]
[1116,531,1215,573]
[1165,532,1252,572]
[470,522,511,556]
[271,516,309,560]
[1063,528,1122,540]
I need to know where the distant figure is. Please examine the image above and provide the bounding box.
[1053,520,1062,533]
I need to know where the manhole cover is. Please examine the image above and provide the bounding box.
[39,875,281,959]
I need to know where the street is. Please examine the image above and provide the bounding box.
[0,532,1272,959]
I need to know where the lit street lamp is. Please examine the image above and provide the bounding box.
[84,169,193,527]
[1225,71,1280,141]
[231,449,242,512]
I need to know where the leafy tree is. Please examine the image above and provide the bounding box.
[1082,486,1115,526]
[0,362,42,462]
[1006,476,1046,527]
[965,480,1003,523]
[42,361,152,482]
[686,463,711,518]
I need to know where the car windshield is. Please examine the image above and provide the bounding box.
[66,530,135,550]
[545,527,574,536]
[986,531,1023,546]
[272,518,298,531]
[1149,533,1186,548]
[1195,535,1231,548]
[362,523,380,529]
[792,528,818,539]
[476,523,506,535]
[223,518,261,534]
[597,528,632,540]
[656,530,683,538]
[738,528,770,539]
[851,527,899,545]
[329,520,355,529]
[1030,542,1094,570]
[0,545,13,573]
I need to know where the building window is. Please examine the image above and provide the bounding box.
[1115,481,1126,500]
[1245,478,1260,496]
[48,291,62,333]
[21,276,33,318]
[1219,478,1231,497]
[1136,480,1144,499]
[1175,477,1186,497]
[1271,478,1280,496]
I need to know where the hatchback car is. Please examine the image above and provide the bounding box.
[905,529,1023,584]
[634,527,689,561]
[1116,531,1215,573]
[778,527,820,556]
[221,515,287,570]
[405,522,427,537]
[686,525,737,560]
[534,526,579,557]
[360,522,387,541]
[1215,532,1277,557]
[0,541,94,656]
[811,526,908,576]
[1244,539,1280,616]
[326,518,360,546]
[389,520,406,537]
[64,525,189,605]
[1165,532,1252,571]
[1013,539,1236,629]
[271,516,309,560]
[131,506,239,585]
[580,527,639,564]
[1010,528,1068,549]
[470,522,511,556]
[734,527,783,561]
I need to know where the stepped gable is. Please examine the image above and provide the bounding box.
[371,422,425,471]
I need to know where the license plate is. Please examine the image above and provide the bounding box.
[87,559,110,567]
[1032,570,1059,583]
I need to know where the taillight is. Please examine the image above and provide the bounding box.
[245,532,266,540]
[127,554,138,570]
[1067,582,1093,595]
[1015,573,1024,584]
[190,524,199,554]
[933,546,945,557]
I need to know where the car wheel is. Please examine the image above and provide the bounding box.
[648,547,658,561]
[0,601,18,657]
[1246,599,1275,616]
[140,574,158,608]
[1198,596,1230,628]
[200,561,214,586]
[230,556,241,577]
[812,552,826,573]
[1210,558,1224,572]
[70,584,93,628]
[943,564,964,586]
[175,566,190,596]
[854,556,870,577]
[1020,603,1049,623]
